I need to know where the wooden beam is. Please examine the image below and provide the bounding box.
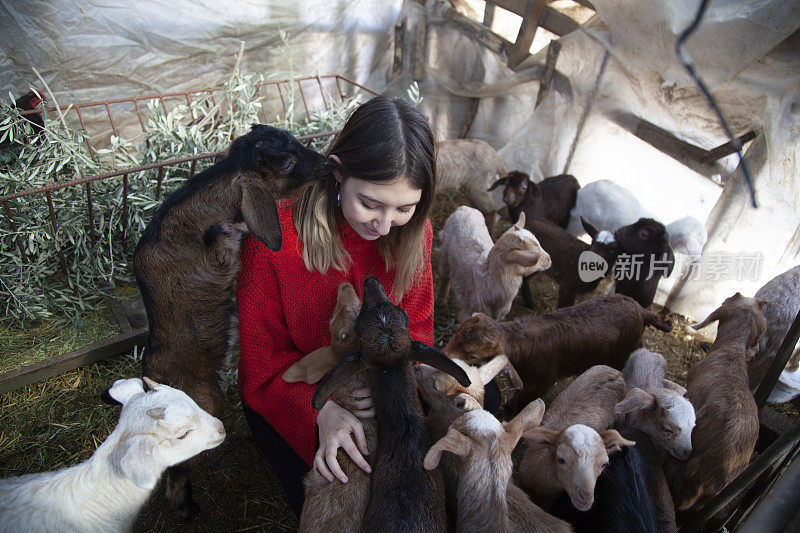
[700,130,757,164]
[540,6,579,36]
[106,295,132,334]
[483,1,496,28]
[392,22,405,78]
[0,328,148,395]
[535,39,561,107]
[506,0,547,69]
[412,10,428,82]
[460,98,481,139]
[441,8,507,54]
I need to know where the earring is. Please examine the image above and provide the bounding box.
[335,182,341,207]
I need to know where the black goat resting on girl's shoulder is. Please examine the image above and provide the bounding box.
[133,124,330,519]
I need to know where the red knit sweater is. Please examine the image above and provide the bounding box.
[237,201,434,465]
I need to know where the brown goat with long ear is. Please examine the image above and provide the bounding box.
[666,293,766,513]
[489,171,579,229]
[313,276,470,533]
[281,283,373,533]
[133,124,329,520]
[519,366,635,512]
[445,294,672,411]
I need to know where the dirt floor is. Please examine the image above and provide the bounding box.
[0,190,782,531]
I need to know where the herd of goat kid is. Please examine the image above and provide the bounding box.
[2,125,798,533]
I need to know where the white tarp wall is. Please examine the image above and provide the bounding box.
[1,0,402,113]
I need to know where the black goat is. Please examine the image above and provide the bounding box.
[489,171,579,228]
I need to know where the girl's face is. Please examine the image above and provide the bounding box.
[335,172,422,241]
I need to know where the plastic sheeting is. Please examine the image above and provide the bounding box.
[1,0,401,107]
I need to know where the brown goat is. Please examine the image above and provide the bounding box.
[281,283,372,533]
[490,171,579,229]
[445,294,672,410]
[424,398,571,532]
[519,366,634,511]
[435,139,506,230]
[523,217,618,308]
[666,293,766,512]
[313,276,471,532]
[133,125,329,519]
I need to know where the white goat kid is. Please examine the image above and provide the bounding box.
[438,207,551,322]
[0,377,225,533]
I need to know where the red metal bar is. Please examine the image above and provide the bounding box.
[155,166,166,202]
[297,79,311,119]
[316,76,329,111]
[276,83,287,115]
[159,96,168,115]
[2,200,29,264]
[104,103,119,138]
[74,107,96,156]
[85,182,96,246]
[336,75,379,96]
[45,191,68,276]
[133,100,146,132]
[335,76,346,102]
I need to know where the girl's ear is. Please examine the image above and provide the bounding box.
[328,154,344,183]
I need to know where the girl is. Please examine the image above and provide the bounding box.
[237,94,436,515]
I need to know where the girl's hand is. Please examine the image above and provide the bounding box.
[315,400,372,483]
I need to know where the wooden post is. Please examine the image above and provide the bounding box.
[535,39,561,108]
[392,21,406,79]
[483,1,496,28]
[506,0,547,69]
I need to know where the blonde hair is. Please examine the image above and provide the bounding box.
[293,95,435,302]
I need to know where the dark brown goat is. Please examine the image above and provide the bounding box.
[313,276,471,532]
[612,218,674,308]
[445,294,672,410]
[666,293,766,513]
[133,125,329,519]
[524,217,618,308]
[489,171,579,229]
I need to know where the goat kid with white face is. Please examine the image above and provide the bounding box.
[523,424,635,512]
[0,378,225,533]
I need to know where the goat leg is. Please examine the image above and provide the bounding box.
[521,275,536,309]
[165,461,200,521]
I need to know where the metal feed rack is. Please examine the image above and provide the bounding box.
[0,75,377,394]
[2,75,378,277]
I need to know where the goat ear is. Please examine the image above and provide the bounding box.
[513,211,526,229]
[112,435,160,489]
[692,307,722,330]
[239,181,282,251]
[312,354,361,410]
[600,430,636,453]
[424,427,472,470]
[505,398,545,440]
[487,177,507,192]
[146,407,166,420]
[283,346,339,384]
[662,379,687,395]
[502,249,540,268]
[142,376,163,392]
[615,388,655,415]
[522,426,560,447]
[581,217,599,239]
[108,378,145,405]
[411,340,471,387]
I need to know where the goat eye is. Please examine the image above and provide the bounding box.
[177,430,192,440]
[639,230,649,239]
[557,457,566,465]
